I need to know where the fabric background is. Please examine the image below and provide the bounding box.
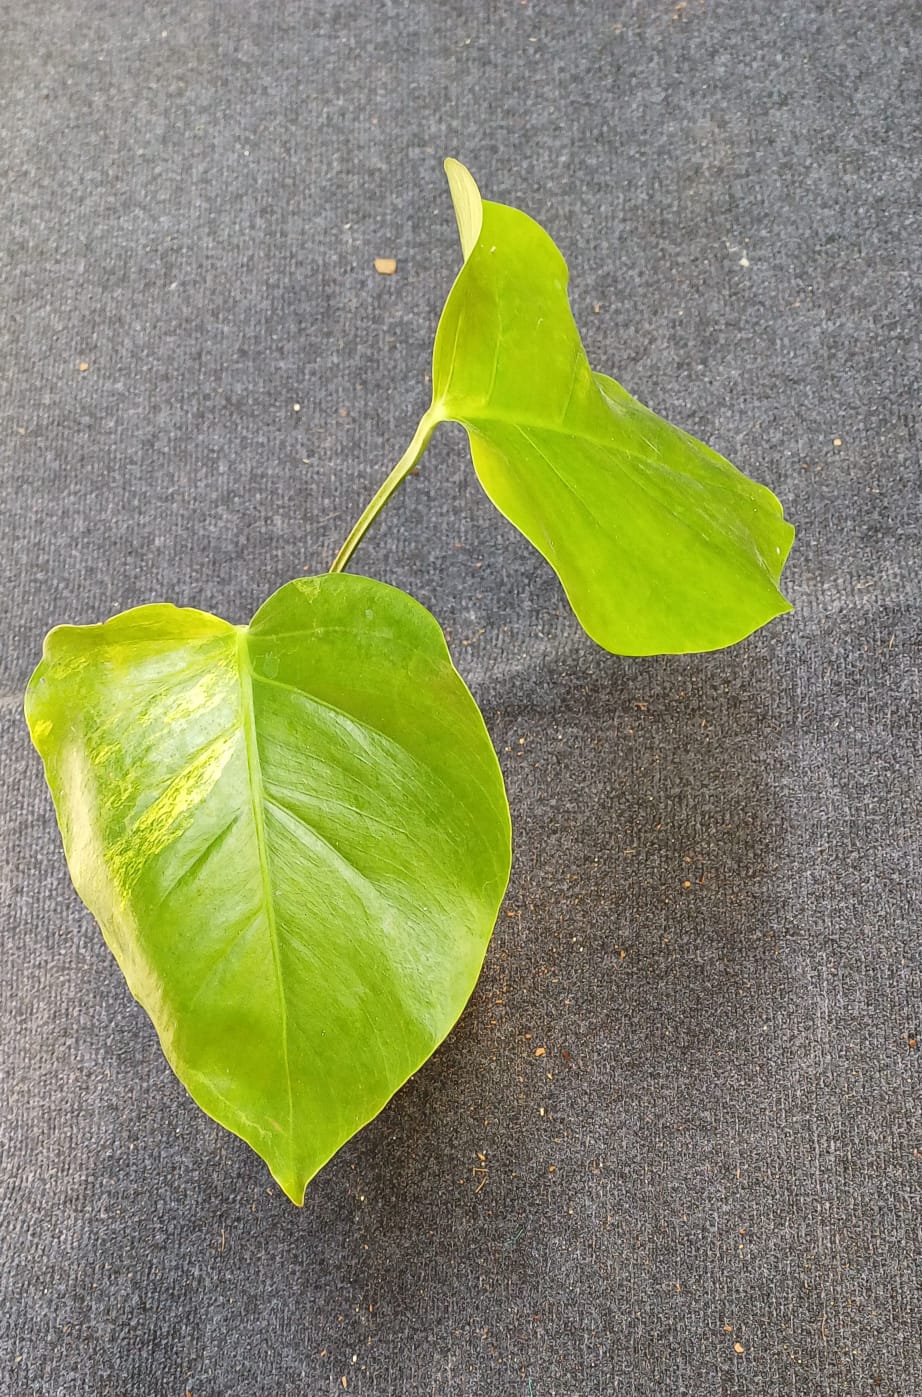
[1,2,919,1393]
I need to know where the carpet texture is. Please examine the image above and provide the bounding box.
[1,2,920,1393]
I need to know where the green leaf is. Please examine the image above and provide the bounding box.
[432,160,794,655]
[25,574,511,1203]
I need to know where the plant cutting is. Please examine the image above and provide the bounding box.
[25,161,794,1204]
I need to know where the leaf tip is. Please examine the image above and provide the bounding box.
[280,1179,307,1207]
[443,158,483,261]
[266,1148,311,1205]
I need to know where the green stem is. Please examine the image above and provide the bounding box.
[328,408,441,574]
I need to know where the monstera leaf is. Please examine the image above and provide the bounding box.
[25,574,511,1202]
[428,160,794,655]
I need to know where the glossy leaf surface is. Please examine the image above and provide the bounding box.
[25,575,511,1202]
[431,161,794,655]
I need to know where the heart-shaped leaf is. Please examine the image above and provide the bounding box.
[430,160,794,655]
[25,574,511,1202]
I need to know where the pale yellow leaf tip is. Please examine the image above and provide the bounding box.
[443,158,483,261]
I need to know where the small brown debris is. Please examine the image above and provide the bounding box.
[374,257,397,275]
[833,437,842,447]
[682,880,692,889]
[734,1343,745,1355]
[341,1378,348,1389]
[534,1046,546,1057]
[77,361,89,372]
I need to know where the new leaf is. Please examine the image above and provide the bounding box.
[25,575,511,1202]
[430,161,794,655]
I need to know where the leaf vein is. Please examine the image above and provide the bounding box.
[158,810,243,907]
[263,793,392,915]
[251,670,505,836]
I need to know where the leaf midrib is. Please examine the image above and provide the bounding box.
[438,401,787,551]
[437,374,785,519]
[235,626,294,1151]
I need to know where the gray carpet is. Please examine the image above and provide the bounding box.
[2,2,920,1393]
